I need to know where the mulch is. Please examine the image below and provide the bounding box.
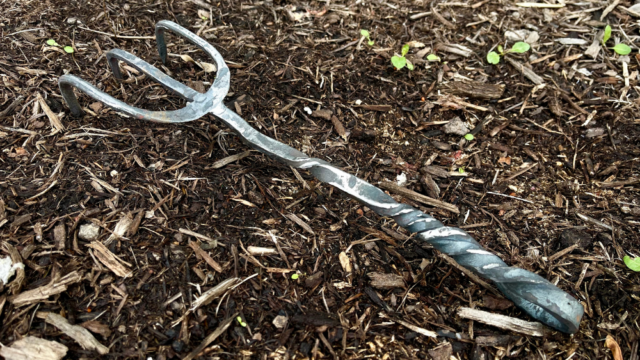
[1,0,639,359]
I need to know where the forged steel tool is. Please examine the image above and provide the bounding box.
[59,20,584,334]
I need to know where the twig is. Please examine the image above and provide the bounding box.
[505,58,544,85]
[379,181,460,213]
[182,314,237,360]
[502,163,538,182]
[486,191,533,204]
[440,254,502,296]
[458,307,547,336]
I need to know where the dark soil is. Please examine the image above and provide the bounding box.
[1,0,639,359]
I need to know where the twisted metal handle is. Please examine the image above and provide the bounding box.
[57,20,584,334]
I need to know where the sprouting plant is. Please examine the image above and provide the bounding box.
[487,41,530,65]
[291,273,299,280]
[602,25,632,55]
[236,316,247,327]
[458,167,465,174]
[391,43,414,71]
[624,255,640,272]
[360,29,374,46]
[46,39,75,54]
[427,54,441,62]
[464,133,474,141]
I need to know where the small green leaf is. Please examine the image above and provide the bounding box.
[497,45,504,55]
[46,39,59,47]
[368,40,375,46]
[603,25,612,45]
[406,60,414,71]
[510,42,530,53]
[464,133,474,141]
[201,16,208,20]
[291,273,299,280]
[427,54,440,62]
[360,29,370,38]
[391,55,406,70]
[401,43,410,56]
[612,43,631,55]
[624,255,640,272]
[63,46,74,54]
[458,167,465,174]
[487,51,500,64]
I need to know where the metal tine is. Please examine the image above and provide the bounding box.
[58,75,212,123]
[106,49,199,101]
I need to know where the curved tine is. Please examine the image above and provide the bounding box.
[106,49,200,101]
[59,74,211,123]
[154,20,230,98]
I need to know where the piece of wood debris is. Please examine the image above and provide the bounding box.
[457,307,547,336]
[435,43,473,57]
[330,115,348,139]
[37,312,108,355]
[191,277,239,310]
[287,213,315,235]
[4,243,25,295]
[442,80,504,100]
[247,246,277,256]
[556,38,588,46]
[585,33,602,59]
[601,0,621,20]
[354,104,392,112]
[182,314,237,360]
[576,213,613,231]
[36,93,65,131]
[179,228,216,243]
[505,57,544,85]
[596,178,639,188]
[207,150,252,169]
[516,2,564,8]
[80,320,112,339]
[188,241,223,272]
[9,270,82,307]
[368,272,405,289]
[431,5,456,29]
[428,342,452,360]
[379,181,460,214]
[381,313,437,337]
[0,336,68,360]
[105,213,133,244]
[87,241,132,277]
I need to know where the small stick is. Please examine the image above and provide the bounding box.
[379,181,460,213]
[457,307,547,336]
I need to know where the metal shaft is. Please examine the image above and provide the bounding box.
[57,20,584,334]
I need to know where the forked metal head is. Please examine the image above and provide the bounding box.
[59,20,230,123]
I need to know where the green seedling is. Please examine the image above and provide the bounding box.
[427,54,441,62]
[360,29,374,46]
[64,46,74,54]
[391,43,414,71]
[487,41,530,65]
[236,316,247,327]
[291,273,299,280]
[458,167,465,174]
[46,39,75,54]
[624,255,640,272]
[602,25,632,55]
[46,39,60,47]
[464,133,474,141]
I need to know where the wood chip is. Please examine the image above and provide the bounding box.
[605,335,623,360]
[378,181,460,213]
[37,312,108,355]
[368,272,404,289]
[442,80,505,100]
[330,115,347,139]
[354,104,392,112]
[247,246,277,256]
[382,314,437,337]
[191,277,239,310]
[179,228,216,243]
[188,241,223,272]
[87,241,132,277]
[0,336,68,360]
[457,307,547,336]
[36,93,64,131]
[182,314,237,360]
[287,213,315,235]
[516,2,564,8]
[435,43,473,57]
[505,57,544,85]
[9,270,83,307]
[105,213,133,244]
[207,150,252,169]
